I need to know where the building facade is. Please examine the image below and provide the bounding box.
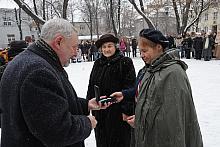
[197,5,219,33]
[0,8,38,48]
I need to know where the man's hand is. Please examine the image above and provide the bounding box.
[87,115,97,129]
[110,92,124,103]
[88,97,111,110]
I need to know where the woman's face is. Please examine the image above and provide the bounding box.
[138,39,163,64]
[101,42,116,57]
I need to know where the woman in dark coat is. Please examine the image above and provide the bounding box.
[86,34,136,147]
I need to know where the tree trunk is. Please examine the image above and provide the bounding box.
[62,0,69,19]
[42,0,46,20]
[117,0,121,36]
[15,8,23,40]
[172,0,181,34]
[110,0,118,36]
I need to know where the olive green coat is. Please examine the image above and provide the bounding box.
[135,50,203,147]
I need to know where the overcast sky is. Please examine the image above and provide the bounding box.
[0,0,18,8]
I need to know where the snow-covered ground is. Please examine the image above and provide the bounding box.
[65,57,220,147]
[1,57,220,147]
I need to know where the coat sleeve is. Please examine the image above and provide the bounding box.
[86,63,96,100]
[20,68,92,146]
[120,57,136,115]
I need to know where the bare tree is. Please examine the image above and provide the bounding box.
[128,0,155,29]
[13,0,73,25]
[14,8,23,40]
[172,0,214,35]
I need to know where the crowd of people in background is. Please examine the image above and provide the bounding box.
[1,31,220,67]
[70,31,220,64]
[70,37,138,63]
[173,31,220,61]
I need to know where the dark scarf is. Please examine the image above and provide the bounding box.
[30,39,63,71]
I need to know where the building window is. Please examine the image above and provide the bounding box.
[213,12,218,20]
[3,21,12,26]
[7,34,15,43]
[205,13,208,21]
[80,25,85,30]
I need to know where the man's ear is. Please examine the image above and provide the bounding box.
[54,35,64,49]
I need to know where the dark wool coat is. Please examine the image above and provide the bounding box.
[86,50,136,147]
[135,51,203,147]
[0,43,92,147]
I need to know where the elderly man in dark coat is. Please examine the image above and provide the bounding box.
[0,18,110,147]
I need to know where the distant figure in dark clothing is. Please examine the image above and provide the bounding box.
[193,34,204,60]
[182,34,193,59]
[131,38,138,57]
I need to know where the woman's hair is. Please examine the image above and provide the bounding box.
[40,18,78,41]
[138,37,157,48]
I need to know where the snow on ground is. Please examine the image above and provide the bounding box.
[65,57,220,147]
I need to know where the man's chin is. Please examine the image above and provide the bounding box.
[63,60,70,67]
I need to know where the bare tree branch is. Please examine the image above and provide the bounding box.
[128,0,155,29]
[14,0,45,24]
[45,0,61,18]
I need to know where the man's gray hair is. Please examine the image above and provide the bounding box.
[40,18,78,41]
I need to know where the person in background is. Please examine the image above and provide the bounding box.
[0,40,27,79]
[25,36,33,46]
[193,33,204,60]
[111,28,203,147]
[86,34,136,147]
[79,40,86,61]
[203,32,215,61]
[126,38,131,57]
[0,18,112,147]
[90,40,99,61]
[119,38,127,56]
[175,35,183,58]
[76,47,82,63]
[182,33,193,59]
[131,38,138,57]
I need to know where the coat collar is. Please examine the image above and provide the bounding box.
[148,49,188,73]
[27,39,64,72]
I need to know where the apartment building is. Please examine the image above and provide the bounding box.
[0,8,38,48]
[197,2,220,33]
